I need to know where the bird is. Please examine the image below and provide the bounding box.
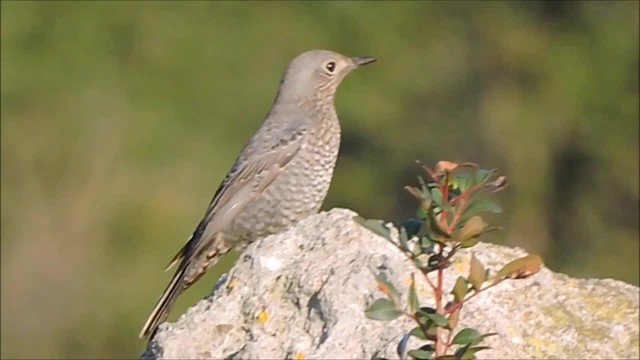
[139,49,376,339]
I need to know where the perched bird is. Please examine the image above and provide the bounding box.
[139,49,375,339]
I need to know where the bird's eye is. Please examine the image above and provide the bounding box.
[325,61,336,73]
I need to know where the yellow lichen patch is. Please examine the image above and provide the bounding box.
[526,335,559,358]
[454,263,468,274]
[257,309,269,324]
[293,352,305,360]
[526,336,544,348]
[452,258,468,273]
[226,277,239,290]
[403,276,413,287]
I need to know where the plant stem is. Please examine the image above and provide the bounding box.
[446,198,466,233]
[444,324,455,352]
[433,173,452,356]
[445,281,501,315]
[445,244,461,261]
[434,269,446,355]
[424,270,437,292]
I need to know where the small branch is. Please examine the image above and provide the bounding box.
[445,244,461,261]
[445,281,501,315]
[434,242,446,356]
[422,165,439,182]
[423,270,437,292]
[449,183,482,206]
[446,198,467,233]
[442,171,450,204]
[444,326,455,352]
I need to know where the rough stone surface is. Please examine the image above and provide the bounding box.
[140,208,640,359]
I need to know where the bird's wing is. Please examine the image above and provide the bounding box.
[165,125,309,270]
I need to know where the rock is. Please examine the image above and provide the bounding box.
[140,208,639,359]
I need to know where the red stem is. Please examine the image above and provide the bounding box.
[424,271,437,292]
[433,172,453,356]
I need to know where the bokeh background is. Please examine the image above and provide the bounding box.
[1,1,638,358]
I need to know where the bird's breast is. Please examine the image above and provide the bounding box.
[228,115,341,244]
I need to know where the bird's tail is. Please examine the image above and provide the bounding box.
[139,265,187,339]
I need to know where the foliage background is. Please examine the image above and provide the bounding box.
[1,1,638,358]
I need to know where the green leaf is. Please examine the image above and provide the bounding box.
[420,235,435,254]
[449,174,459,189]
[408,273,419,313]
[415,306,436,329]
[453,344,469,360]
[415,306,435,325]
[474,169,495,185]
[365,298,403,321]
[451,328,481,345]
[426,208,451,238]
[417,309,448,327]
[468,254,486,291]
[461,346,491,360]
[455,174,473,192]
[454,340,494,360]
[430,187,443,206]
[411,322,438,341]
[464,199,502,215]
[451,276,469,302]
[464,227,501,248]
[459,346,491,360]
[374,272,401,305]
[407,349,434,360]
[354,216,391,240]
[494,254,543,283]
[409,326,427,340]
[459,235,480,248]
[418,306,435,314]
[416,204,429,220]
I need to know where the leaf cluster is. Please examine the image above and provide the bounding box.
[357,161,542,359]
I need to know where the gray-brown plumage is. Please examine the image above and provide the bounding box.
[139,49,375,339]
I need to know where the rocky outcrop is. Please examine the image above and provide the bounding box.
[140,208,639,359]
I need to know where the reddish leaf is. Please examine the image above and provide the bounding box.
[494,255,543,283]
[435,160,459,174]
[457,216,487,242]
[448,307,460,330]
[483,175,508,193]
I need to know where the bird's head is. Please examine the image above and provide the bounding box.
[277,49,376,105]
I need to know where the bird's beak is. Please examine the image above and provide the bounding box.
[351,56,376,67]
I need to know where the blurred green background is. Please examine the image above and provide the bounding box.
[1,1,638,358]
